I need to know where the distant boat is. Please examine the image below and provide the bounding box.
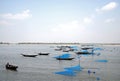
[21,54,38,57]
[54,48,62,51]
[75,49,93,55]
[54,53,70,58]
[62,50,69,52]
[38,52,49,55]
[6,63,18,71]
[81,47,93,50]
[54,53,74,60]
[75,51,92,55]
[56,57,74,60]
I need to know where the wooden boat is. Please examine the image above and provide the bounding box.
[6,63,18,71]
[81,47,93,50]
[63,50,69,52]
[38,52,49,55]
[56,57,74,60]
[75,52,92,55]
[55,49,62,51]
[21,54,38,57]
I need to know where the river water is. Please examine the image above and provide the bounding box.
[0,44,120,81]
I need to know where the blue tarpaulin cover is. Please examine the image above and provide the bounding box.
[78,49,94,55]
[54,53,71,58]
[81,50,88,52]
[70,46,78,51]
[94,48,103,51]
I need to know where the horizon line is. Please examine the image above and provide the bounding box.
[0,42,120,45]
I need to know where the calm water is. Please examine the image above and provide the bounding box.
[0,44,120,81]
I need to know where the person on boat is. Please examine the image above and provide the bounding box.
[6,62,9,67]
[6,62,13,67]
[88,70,91,75]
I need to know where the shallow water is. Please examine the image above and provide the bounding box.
[0,44,120,81]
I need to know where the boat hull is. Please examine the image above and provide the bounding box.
[56,58,74,60]
[38,53,49,55]
[6,64,18,71]
[21,54,38,57]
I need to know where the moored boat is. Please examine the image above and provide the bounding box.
[75,51,92,55]
[21,54,38,57]
[55,48,62,51]
[38,52,49,55]
[56,57,74,60]
[81,47,93,50]
[6,63,18,71]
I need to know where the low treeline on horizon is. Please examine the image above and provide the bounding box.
[0,42,120,45]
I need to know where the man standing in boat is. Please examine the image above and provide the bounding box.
[6,62,10,67]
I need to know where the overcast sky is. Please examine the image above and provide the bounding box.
[0,0,120,43]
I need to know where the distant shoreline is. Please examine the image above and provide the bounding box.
[0,42,120,45]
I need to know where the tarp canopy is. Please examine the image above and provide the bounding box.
[70,46,79,51]
[76,49,94,55]
[81,50,89,53]
[54,53,71,58]
[55,70,76,76]
[93,48,103,51]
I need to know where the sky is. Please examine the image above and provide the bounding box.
[0,0,120,43]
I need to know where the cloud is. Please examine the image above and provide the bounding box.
[50,19,98,42]
[96,2,118,13]
[0,20,13,26]
[104,18,115,23]
[0,9,32,20]
[51,18,94,38]
[83,17,93,24]
[51,20,85,40]
[52,20,80,33]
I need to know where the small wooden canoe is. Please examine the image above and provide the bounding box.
[21,54,38,57]
[75,52,92,55]
[6,63,18,71]
[56,57,74,60]
[38,52,49,55]
[81,47,93,50]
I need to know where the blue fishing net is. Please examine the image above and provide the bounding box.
[64,65,83,71]
[95,60,108,62]
[55,70,76,76]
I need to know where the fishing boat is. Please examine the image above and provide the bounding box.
[38,52,49,55]
[54,53,74,60]
[75,51,92,55]
[6,63,18,71]
[54,48,62,51]
[21,54,38,57]
[75,49,93,55]
[56,57,74,60]
[62,50,69,52]
[81,47,93,50]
